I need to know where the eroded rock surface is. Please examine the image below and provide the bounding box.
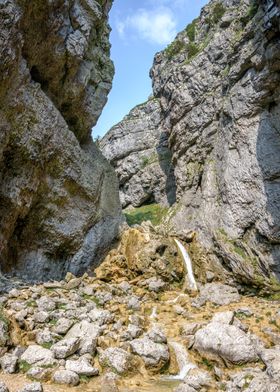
[100,98,176,208]
[0,0,122,282]
[101,0,280,287]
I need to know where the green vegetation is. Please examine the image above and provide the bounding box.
[212,2,226,24]
[80,375,91,383]
[186,19,198,42]
[200,357,214,370]
[49,319,57,326]
[41,342,52,349]
[140,153,159,169]
[247,2,258,19]
[26,300,37,308]
[187,42,200,59]
[19,360,32,373]
[0,308,9,327]
[82,294,101,307]
[165,40,185,59]
[124,203,169,227]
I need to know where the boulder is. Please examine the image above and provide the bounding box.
[53,369,80,386]
[130,336,169,370]
[193,322,258,365]
[99,347,132,374]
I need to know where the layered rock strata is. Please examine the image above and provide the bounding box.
[101,0,280,287]
[0,0,122,281]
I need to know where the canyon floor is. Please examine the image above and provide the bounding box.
[0,225,279,392]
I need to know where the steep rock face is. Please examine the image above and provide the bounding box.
[100,98,176,208]
[102,0,280,286]
[0,0,122,281]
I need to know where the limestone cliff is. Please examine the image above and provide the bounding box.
[100,98,176,208]
[0,0,122,281]
[101,0,280,288]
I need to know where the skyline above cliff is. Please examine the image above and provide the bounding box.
[93,0,208,139]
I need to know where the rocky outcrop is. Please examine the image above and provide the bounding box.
[0,0,122,281]
[100,98,176,207]
[101,0,280,287]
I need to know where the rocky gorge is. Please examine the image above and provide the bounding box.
[0,0,280,391]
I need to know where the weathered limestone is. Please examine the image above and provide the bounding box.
[0,0,122,282]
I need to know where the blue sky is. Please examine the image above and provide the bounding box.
[93,0,209,139]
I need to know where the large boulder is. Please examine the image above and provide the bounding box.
[193,322,258,366]
[0,0,122,281]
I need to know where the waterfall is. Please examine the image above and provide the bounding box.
[150,306,157,320]
[167,341,196,380]
[174,239,198,291]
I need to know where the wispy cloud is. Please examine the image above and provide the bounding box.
[116,7,177,45]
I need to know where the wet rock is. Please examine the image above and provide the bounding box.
[19,383,43,392]
[53,369,80,386]
[193,322,258,365]
[0,353,18,373]
[51,337,80,359]
[99,347,132,374]
[193,284,240,307]
[0,382,9,392]
[21,345,56,367]
[179,369,213,391]
[65,358,99,376]
[130,336,169,369]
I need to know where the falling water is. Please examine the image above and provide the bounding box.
[167,341,197,380]
[150,306,158,320]
[174,239,198,291]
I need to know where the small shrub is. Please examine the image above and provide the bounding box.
[186,19,197,42]
[19,360,32,373]
[212,2,226,24]
[187,42,200,59]
[165,40,185,59]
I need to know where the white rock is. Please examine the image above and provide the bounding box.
[130,336,169,368]
[51,337,80,359]
[99,347,131,374]
[21,345,56,367]
[53,318,74,335]
[194,322,258,365]
[88,309,114,326]
[19,382,43,392]
[0,353,17,373]
[36,296,56,312]
[65,358,99,376]
[66,320,100,355]
[0,381,9,392]
[53,369,80,386]
[34,311,50,324]
[212,311,234,324]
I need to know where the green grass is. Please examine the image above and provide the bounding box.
[165,40,185,59]
[19,360,32,373]
[187,42,200,59]
[212,2,226,24]
[41,342,52,349]
[80,375,91,383]
[186,19,197,42]
[49,319,57,326]
[124,204,169,227]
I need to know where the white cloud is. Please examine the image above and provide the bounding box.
[116,7,177,45]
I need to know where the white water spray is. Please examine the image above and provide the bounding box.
[166,293,188,304]
[150,306,157,320]
[167,341,196,380]
[174,239,198,291]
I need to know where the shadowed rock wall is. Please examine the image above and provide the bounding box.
[0,0,122,281]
